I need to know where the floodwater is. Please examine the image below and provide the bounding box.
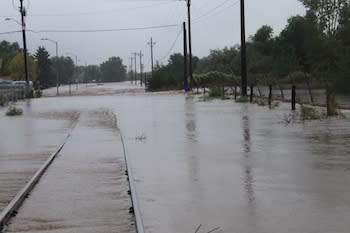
[5,110,134,233]
[0,100,77,212]
[1,82,350,233]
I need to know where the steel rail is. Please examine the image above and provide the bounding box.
[120,131,145,233]
[0,134,72,232]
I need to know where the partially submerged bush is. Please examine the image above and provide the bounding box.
[6,106,23,116]
[300,105,321,120]
[209,87,222,98]
[235,96,249,103]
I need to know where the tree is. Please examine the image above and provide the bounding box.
[84,65,102,83]
[0,41,20,76]
[298,0,349,36]
[100,57,126,82]
[34,47,54,88]
[252,25,274,56]
[196,46,240,74]
[8,51,37,81]
[51,56,75,85]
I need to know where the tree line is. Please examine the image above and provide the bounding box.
[0,44,127,89]
[147,0,350,93]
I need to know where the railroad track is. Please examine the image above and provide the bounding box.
[0,129,145,233]
[120,131,145,233]
[0,134,71,232]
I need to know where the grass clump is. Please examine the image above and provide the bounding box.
[235,96,249,103]
[300,105,321,120]
[208,87,222,98]
[6,106,23,116]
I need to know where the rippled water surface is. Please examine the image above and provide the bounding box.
[1,83,350,233]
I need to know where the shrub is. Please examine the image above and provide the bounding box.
[6,106,23,116]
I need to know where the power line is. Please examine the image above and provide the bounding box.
[26,24,181,33]
[0,30,21,35]
[193,0,238,22]
[26,2,175,17]
[159,27,182,61]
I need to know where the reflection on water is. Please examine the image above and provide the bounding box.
[241,105,256,205]
[185,95,197,142]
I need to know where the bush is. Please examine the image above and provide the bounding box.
[194,71,238,87]
[300,105,320,120]
[6,106,23,116]
[209,87,222,97]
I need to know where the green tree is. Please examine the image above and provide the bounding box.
[299,0,349,36]
[84,65,102,83]
[252,25,274,56]
[34,46,54,88]
[51,56,75,85]
[8,51,37,81]
[100,57,126,82]
[0,41,20,76]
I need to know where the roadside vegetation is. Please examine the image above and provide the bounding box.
[6,106,23,116]
[146,0,350,97]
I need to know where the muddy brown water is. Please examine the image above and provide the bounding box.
[1,83,350,233]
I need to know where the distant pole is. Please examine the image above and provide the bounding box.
[129,57,134,84]
[138,51,144,86]
[187,0,193,88]
[19,0,29,95]
[55,42,59,95]
[240,0,248,97]
[183,22,188,90]
[147,37,156,79]
[133,52,137,85]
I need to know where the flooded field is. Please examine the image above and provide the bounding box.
[1,82,350,233]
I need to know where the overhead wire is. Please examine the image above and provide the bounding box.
[159,26,182,62]
[26,23,180,33]
[193,0,237,22]
[0,30,21,35]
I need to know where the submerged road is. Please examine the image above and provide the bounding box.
[1,82,350,233]
[3,110,135,233]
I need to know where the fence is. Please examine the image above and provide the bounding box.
[0,84,25,106]
[197,84,350,110]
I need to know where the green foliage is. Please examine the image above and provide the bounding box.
[51,56,74,85]
[6,106,23,116]
[84,65,102,83]
[300,105,322,120]
[34,47,54,88]
[8,52,37,81]
[208,87,222,98]
[100,57,126,82]
[193,71,238,87]
[0,41,20,76]
[196,46,240,74]
[146,53,185,91]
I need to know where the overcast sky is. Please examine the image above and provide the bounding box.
[0,0,305,71]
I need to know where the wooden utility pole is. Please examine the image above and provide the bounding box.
[133,52,137,85]
[240,0,248,97]
[129,57,134,84]
[187,0,193,88]
[19,0,29,94]
[183,22,188,90]
[138,51,144,86]
[147,37,156,79]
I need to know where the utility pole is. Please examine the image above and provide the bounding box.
[147,37,156,79]
[138,51,144,86]
[19,0,29,95]
[183,22,188,91]
[240,0,248,97]
[133,52,137,85]
[186,0,193,88]
[129,57,134,84]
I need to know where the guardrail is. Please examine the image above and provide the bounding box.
[0,84,25,106]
